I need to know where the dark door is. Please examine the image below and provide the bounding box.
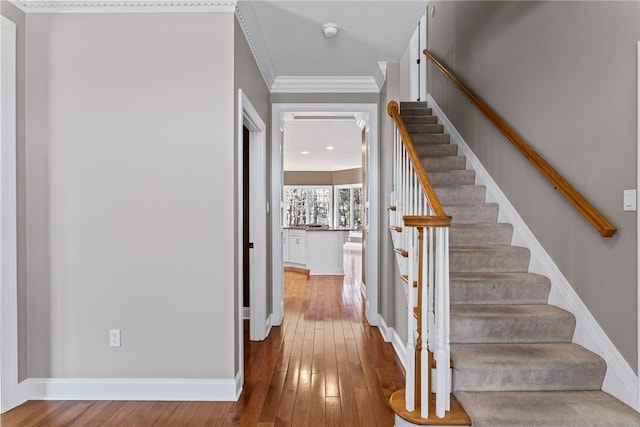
[361,127,366,287]
[243,126,251,308]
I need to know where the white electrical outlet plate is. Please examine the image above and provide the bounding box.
[623,189,637,211]
[109,329,121,347]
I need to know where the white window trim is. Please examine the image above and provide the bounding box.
[334,183,362,230]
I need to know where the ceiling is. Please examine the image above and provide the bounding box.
[236,0,427,91]
[237,1,427,171]
[283,118,363,171]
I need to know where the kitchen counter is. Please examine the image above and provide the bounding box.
[283,228,350,275]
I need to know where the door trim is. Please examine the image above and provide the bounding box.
[237,90,268,344]
[270,103,379,326]
[0,15,19,414]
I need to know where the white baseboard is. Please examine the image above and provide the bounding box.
[235,371,243,400]
[378,314,407,370]
[427,94,640,412]
[243,307,250,320]
[391,329,407,370]
[18,376,240,402]
[264,313,273,338]
[377,314,393,342]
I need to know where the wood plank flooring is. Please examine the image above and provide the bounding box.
[0,272,406,426]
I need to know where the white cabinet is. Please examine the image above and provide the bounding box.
[283,229,349,275]
[287,230,307,266]
[306,230,348,275]
[283,231,290,264]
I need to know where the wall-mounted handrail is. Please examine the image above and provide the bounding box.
[387,101,451,225]
[423,49,617,238]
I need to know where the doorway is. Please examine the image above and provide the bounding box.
[271,103,379,327]
[242,126,250,312]
[237,90,268,348]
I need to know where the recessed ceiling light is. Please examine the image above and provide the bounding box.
[301,151,309,155]
[326,146,334,150]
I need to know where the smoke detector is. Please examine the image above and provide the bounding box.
[322,23,339,38]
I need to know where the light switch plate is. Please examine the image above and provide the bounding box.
[623,189,637,211]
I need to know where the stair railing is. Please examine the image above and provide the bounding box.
[387,101,452,420]
[423,49,617,238]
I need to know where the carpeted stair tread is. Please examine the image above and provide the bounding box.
[415,143,458,157]
[443,204,500,224]
[451,343,606,392]
[455,391,640,427]
[401,115,438,124]
[400,108,432,116]
[411,133,451,145]
[450,246,530,273]
[450,223,513,246]
[451,304,575,343]
[428,169,476,186]
[405,123,444,134]
[450,272,550,305]
[400,101,429,108]
[435,185,486,205]
[423,156,467,171]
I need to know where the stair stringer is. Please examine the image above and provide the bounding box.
[426,93,640,412]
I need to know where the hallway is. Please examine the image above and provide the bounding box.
[236,271,406,426]
[0,272,405,426]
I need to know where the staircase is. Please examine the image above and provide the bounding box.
[391,101,640,426]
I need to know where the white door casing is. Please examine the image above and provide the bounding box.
[243,92,269,342]
[236,90,268,396]
[0,15,19,414]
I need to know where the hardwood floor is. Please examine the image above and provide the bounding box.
[0,272,405,426]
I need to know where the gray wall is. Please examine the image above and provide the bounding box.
[379,61,408,344]
[284,168,363,185]
[428,1,640,368]
[234,16,270,374]
[25,12,237,379]
[0,1,27,382]
[332,167,363,185]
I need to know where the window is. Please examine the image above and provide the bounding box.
[284,186,332,227]
[334,184,362,230]
[284,184,362,229]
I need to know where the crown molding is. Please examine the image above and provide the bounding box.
[271,76,381,94]
[235,5,276,89]
[8,0,237,13]
[375,61,387,90]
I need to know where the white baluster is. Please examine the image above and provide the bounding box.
[435,227,448,418]
[405,227,416,412]
[443,227,451,412]
[427,227,435,350]
[420,229,429,419]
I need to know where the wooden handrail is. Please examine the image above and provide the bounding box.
[387,101,451,223]
[423,49,617,238]
[404,215,451,228]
